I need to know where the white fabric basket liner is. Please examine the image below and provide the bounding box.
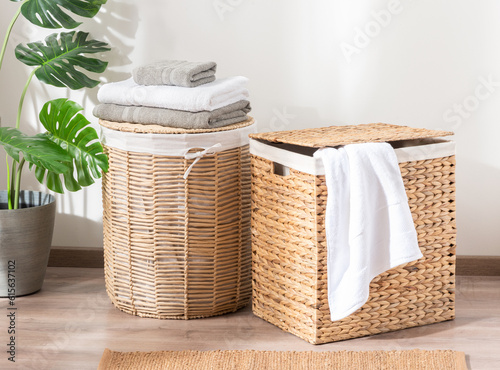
[101,124,257,156]
[249,137,455,176]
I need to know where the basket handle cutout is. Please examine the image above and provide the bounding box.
[272,162,290,177]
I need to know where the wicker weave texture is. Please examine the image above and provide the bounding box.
[251,152,456,344]
[250,123,453,148]
[100,117,255,134]
[102,140,252,319]
[99,349,467,370]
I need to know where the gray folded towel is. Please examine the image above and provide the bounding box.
[93,100,251,129]
[133,60,217,87]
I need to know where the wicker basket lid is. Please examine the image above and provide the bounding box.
[99,116,255,134]
[249,123,453,148]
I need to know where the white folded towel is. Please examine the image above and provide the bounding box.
[97,76,249,112]
[314,142,422,321]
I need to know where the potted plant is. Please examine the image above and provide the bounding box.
[0,0,110,296]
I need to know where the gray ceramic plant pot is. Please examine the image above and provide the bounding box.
[0,191,55,297]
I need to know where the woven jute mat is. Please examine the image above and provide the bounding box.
[98,349,467,370]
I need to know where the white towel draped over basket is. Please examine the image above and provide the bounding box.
[314,143,422,321]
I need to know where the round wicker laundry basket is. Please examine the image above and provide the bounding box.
[100,118,255,319]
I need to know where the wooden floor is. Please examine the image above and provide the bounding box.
[1,268,499,370]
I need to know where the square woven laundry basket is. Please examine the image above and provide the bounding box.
[249,123,456,344]
[100,117,256,319]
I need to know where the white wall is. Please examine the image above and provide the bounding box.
[0,0,499,255]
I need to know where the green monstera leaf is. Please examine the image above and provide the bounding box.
[0,127,72,174]
[34,98,108,193]
[35,99,108,192]
[13,0,107,29]
[0,127,21,161]
[15,31,110,89]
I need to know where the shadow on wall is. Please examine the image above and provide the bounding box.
[52,213,103,249]
[40,2,140,249]
[0,2,139,248]
[1,1,140,126]
[82,1,140,105]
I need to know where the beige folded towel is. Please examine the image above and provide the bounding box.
[133,60,217,87]
[93,100,251,129]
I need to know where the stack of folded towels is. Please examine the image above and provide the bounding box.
[93,60,251,129]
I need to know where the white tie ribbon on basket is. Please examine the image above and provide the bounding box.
[183,143,222,179]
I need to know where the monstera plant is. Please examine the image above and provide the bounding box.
[0,0,109,297]
[0,0,109,209]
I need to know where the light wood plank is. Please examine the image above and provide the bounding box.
[1,268,498,370]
